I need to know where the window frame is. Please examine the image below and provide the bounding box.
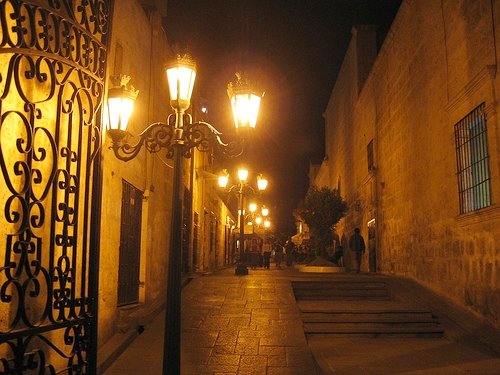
[454,103,492,214]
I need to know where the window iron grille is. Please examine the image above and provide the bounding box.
[454,103,491,213]
[367,139,375,172]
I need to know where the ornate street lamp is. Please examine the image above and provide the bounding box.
[218,168,268,275]
[247,203,270,234]
[106,55,263,375]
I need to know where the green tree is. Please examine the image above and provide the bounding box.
[296,186,348,257]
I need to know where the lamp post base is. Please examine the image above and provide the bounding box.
[235,263,248,276]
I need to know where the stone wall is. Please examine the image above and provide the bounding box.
[321,0,500,327]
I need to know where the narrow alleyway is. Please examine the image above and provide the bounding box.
[102,267,500,375]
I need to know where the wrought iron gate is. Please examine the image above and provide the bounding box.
[0,0,112,373]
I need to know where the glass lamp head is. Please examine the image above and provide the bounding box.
[257,174,268,191]
[218,169,229,188]
[107,75,139,137]
[227,73,263,129]
[166,55,197,112]
[237,168,249,182]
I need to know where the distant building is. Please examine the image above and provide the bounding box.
[316,1,500,328]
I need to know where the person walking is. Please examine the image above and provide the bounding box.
[250,239,260,270]
[262,239,272,269]
[349,227,365,273]
[328,226,343,266]
[284,237,295,267]
[274,243,283,268]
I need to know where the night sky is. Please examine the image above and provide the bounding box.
[165,0,402,235]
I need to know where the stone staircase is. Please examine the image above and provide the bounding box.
[293,280,391,301]
[293,278,444,338]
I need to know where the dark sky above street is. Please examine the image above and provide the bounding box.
[165,0,402,235]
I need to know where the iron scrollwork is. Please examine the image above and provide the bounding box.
[110,113,245,162]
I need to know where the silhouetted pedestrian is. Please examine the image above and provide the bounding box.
[349,228,365,273]
[250,239,260,270]
[274,244,283,268]
[285,237,295,267]
[262,239,272,269]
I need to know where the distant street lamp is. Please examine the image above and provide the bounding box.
[106,55,263,375]
[248,202,270,233]
[264,218,271,229]
[218,168,268,275]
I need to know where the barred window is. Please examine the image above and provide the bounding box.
[367,139,374,172]
[454,103,491,213]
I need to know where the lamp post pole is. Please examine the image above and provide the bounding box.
[163,120,184,374]
[238,183,246,274]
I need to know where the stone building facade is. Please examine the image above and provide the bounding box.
[99,0,237,366]
[99,0,172,351]
[318,0,500,328]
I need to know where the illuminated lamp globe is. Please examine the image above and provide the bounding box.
[166,55,197,112]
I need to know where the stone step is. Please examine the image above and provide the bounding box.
[294,288,390,294]
[302,311,437,323]
[294,286,389,293]
[292,281,391,301]
[297,295,391,301]
[303,322,444,337]
[294,290,390,301]
[292,281,388,289]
